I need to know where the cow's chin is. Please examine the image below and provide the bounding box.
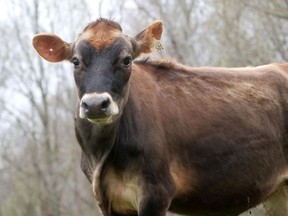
[86,116,116,125]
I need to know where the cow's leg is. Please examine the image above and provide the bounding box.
[138,183,175,216]
[110,211,137,216]
[138,195,170,216]
[263,180,288,216]
[138,160,176,216]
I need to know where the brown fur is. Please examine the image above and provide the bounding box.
[129,60,288,215]
[79,19,122,51]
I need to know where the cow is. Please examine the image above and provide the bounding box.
[32,18,288,216]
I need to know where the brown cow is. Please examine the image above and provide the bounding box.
[32,18,288,216]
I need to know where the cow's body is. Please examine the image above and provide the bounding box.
[33,19,288,216]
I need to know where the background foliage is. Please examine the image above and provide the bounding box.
[0,0,288,215]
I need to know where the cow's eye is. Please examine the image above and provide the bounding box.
[122,56,132,67]
[72,57,80,68]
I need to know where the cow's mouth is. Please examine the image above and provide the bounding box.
[80,108,118,125]
[86,116,115,125]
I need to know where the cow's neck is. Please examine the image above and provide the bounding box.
[80,121,118,204]
[86,122,119,164]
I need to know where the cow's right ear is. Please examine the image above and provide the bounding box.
[132,20,164,58]
[32,34,71,63]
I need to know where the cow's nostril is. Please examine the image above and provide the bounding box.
[82,101,88,110]
[101,98,110,111]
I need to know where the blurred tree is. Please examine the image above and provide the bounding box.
[244,0,288,20]
[0,0,101,215]
[209,0,288,66]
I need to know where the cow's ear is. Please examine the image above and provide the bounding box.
[133,20,163,58]
[32,34,71,63]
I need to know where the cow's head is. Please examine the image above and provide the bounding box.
[32,19,163,124]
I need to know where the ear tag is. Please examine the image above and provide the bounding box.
[151,39,164,53]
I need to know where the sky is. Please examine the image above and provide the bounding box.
[0,0,7,21]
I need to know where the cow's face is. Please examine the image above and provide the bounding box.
[32,19,163,125]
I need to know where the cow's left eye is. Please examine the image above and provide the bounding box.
[122,56,132,67]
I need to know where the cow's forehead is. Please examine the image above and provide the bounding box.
[77,19,123,52]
